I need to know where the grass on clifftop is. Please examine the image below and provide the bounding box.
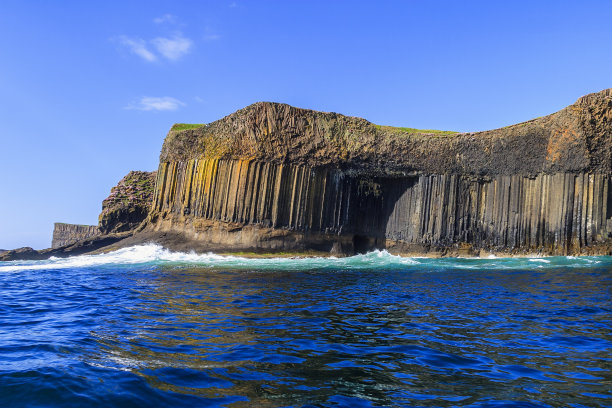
[171,122,458,137]
[171,123,205,131]
[375,124,458,136]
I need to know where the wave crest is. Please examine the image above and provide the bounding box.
[0,244,609,272]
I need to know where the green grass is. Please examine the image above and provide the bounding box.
[375,124,458,136]
[171,123,205,131]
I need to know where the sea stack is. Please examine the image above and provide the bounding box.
[143,89,612,256]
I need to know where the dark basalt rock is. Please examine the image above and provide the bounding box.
[0,233,132,262]
[1,171,157,261]
[160,89,612,176]
[3,89,611,261]
[146,89,612,256]
[98,171,157,234]
[0,247,43,261]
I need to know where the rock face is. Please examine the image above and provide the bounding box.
[47,171,156,249]
[98,171,157,234]
[160,89,612,176]
[52,223,99,248]
[0,247,43,261]
[146,89,612,255]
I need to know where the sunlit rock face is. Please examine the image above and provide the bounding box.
[98,171,157,234]
[52,223,99,248]
[146,90,612,255]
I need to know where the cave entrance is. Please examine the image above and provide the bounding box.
[352,234,371,254]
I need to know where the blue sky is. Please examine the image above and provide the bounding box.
[1,1,611,249]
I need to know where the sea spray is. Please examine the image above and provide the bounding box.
[0,244,609,272]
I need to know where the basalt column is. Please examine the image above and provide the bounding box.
[383,173,611,254]
[151,157,611,254]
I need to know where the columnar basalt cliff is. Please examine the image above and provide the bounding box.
[3,89,609,261]
[146,89,612,255]
[52,223,99,248]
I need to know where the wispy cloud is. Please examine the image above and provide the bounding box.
[151,35,193,60]
[117,36,157,62]
[125,97,185,111]
[229,2,238,8]
[153,14,178,24]
[116,15,192,62]
[117,33,192,62]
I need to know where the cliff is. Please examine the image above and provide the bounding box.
[1,171,156,261]
[47,171,157,249]
[52,223,99,248]
[3,89,610,261]
[98,171,156,234]
[160,89,611,176]
[147,89,612,255]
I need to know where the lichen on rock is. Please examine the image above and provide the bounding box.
[98,171,157,234]
[159,89,612,177]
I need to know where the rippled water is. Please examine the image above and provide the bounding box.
[1,245,611,407]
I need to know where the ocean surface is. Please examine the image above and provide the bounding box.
[0,245,611,407]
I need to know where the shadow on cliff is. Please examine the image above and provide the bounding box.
[345,176,419,254]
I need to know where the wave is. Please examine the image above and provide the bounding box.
[0,244,609,272]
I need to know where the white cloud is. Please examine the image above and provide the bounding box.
[116,16,192,62]
[125,97,185,111]
[153,14,178,24]
[117,36,157,62]
[151,35,193,60]
[229,2,238,8]
[116,33,192,62]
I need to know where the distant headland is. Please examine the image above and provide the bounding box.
[2,89,611,261]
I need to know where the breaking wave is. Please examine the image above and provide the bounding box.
[1,244,610,272]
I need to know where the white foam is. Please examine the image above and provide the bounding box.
[0,244,419,272]
[0,244,609,272]
[528,258,551,263]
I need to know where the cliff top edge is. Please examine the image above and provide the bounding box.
[160,89,612,176]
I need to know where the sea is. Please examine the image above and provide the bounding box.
[0,244,610,408]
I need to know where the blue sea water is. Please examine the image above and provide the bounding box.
[0,245,611,407]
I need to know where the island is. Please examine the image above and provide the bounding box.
[2,89,611,260]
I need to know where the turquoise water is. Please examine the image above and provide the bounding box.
[1,245,611,407]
